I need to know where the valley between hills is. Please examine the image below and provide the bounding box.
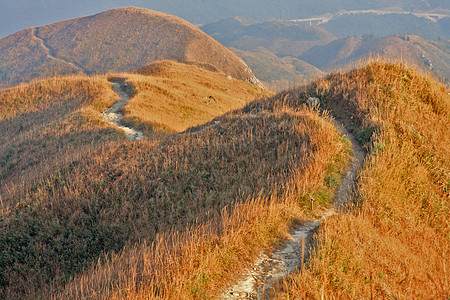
[0,6,448,300]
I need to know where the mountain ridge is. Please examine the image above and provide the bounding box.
[0,7,261,89]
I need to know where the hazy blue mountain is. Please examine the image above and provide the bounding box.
[299,34,450,81]
[0,0,443,38]
[319,13,449,40]
[201,18,336,58]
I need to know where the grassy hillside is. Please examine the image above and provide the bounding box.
[124,60,270,133]
[279,61,449,299]
[231,47,322,90]
[0,60,267,207]
[0,75,124,206]
[0,7,260,89]
[301,35,450,82]
[1,95,349,298]
[0,60,272,297]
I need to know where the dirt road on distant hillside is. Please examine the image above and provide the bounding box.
[102,79,144,141]
[223,120,365,299]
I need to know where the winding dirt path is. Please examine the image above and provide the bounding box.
[31,27,87,74]
[222,120,365,299]
[102,79,144,141]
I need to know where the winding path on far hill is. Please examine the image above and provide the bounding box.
[30,27,87,74]
[223,119,365,299]
[102,79,145,141]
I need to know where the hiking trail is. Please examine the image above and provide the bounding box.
[223,119,365,299]
[102,79,144,141]
[31,27,87,74]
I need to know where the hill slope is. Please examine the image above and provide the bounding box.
[201,18,336,57]
[280,61,449,299]
[0,61,267,208]
[48,61,449,299]
[231,47,322,90]
[0,68,344,298]
[120,60,270,133]
[0,7,260,88]
[301,35,450,81]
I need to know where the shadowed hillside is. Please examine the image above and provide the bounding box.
[231,47,322,90]
[201,18,336,58]
[0,7,261,89]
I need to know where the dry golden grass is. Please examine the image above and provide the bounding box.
[119,60,271,133]
[1,61,265,209]
[50,106,349,299]
[278,61,449,299]
[0,59,351,298]
[0,75,124,208]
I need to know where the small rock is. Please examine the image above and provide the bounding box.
[306,97,320,107]
[227,75,232,80]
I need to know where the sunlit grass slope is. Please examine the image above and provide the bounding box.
[120,60,271,133]
[280,62,449,299]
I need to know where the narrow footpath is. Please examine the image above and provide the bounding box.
[102,79,144,141]
[31,27,86,74]
[223,120,365,299]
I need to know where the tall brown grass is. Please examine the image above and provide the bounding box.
[279,61,449,299]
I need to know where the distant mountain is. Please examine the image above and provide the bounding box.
[318,13,449,40]
[201,18,336,57]
[2,0,446,38]
[0,7,260,89]
[231,47,322,90]
[300,35,450,81]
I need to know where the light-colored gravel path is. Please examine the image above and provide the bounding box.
[102,79,144,141]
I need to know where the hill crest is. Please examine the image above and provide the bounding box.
[0,7,261,88]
